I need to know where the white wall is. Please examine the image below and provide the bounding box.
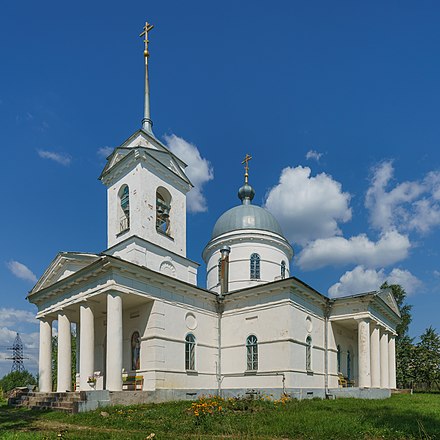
[205,231,292,292]
[106,237,198,285]
[107,161,188,256]
[221,291,326,390]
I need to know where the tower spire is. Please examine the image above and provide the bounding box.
[139,21,154,133]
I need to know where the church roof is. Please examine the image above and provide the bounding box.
[211,178,286,240]
[211,204,285,239]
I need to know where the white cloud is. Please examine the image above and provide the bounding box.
[306,150,323,162]
[37,150,71,166]
[386,268,423,294]
[0,308,38,327]
[97,146,114,159]
[328,265,421,297]
[297,230,410,270]
[6,260,37,283]
[264,166,352,245]
[365,161,440,234]
[164,134,214,213]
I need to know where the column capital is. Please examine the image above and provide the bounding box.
[354,316,371,324]
[379,327,393,336]
[79,301,96,311]
[56,309,77,322]
[107,290,125,302]
[38,316,54,324]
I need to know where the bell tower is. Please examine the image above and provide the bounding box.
[99,21,198,284]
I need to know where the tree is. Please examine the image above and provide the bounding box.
[414,327,440,391]
[395,335,416,389]
[381,282,414,388]
[0,370,36,394]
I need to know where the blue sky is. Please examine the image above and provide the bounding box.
[1,0,440,376]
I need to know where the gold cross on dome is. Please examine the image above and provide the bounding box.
[139,21,154,57]
[242,153,252,183]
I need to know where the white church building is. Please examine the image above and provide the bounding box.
[27,22,400,407]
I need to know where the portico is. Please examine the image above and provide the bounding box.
[330,315,397,390]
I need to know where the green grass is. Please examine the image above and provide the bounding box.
[0,394,439,439]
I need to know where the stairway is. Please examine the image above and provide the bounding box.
[8,389,84,413]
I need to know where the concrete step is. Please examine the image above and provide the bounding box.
[11,391,83,413]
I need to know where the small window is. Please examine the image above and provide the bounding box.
[281,261,286,279]
[246,335,258,370]
[306,336,312,371]
[156,187,172,236]
[250,253,260,280]
[347,350,351,380]
[131,331,140,370]
[185,333,196,370]
[337,345,341,373]
[119,185,130,232]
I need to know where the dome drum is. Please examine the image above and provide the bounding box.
[204,176,293,293]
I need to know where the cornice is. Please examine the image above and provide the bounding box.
[202,229,294,262]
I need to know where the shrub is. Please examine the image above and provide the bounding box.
[0,370,36,394]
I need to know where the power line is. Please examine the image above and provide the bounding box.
[6,333,28,372]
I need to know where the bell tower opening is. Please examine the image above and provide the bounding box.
[118,185,130,233]
[156,187,172,236]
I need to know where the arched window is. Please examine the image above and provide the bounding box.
[246,335,258,370]
[306,336,312,371]
[250,253,260,280]
[347,350,351,380]
[337,345,341,373]
[119,185,130,232]
[281,261,286,279]
[185,333,196,370]
[131,331,140,370]
[156,187,172,236]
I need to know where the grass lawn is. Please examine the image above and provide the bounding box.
[0,394,439,439]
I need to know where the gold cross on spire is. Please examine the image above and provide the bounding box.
[139,21,154,58]
[242,153,252,183]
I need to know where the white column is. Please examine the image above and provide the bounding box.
[106,292,123,391]
[80,304,95,390]
[357,318,371,388]
[39,319,52,393]
[76,324,80,374]
[380,329,389,388]
[388,334,397,389]
[370,324,381,388]
[57,313,72,392]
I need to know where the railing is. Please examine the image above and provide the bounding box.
[120,216,130,233]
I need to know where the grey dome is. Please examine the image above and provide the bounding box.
[211,204,284,239]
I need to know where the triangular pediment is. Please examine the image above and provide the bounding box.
[99,129,189,182]
[145,148,191,185]
[377,288,401,317]
[29,252,100,295]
